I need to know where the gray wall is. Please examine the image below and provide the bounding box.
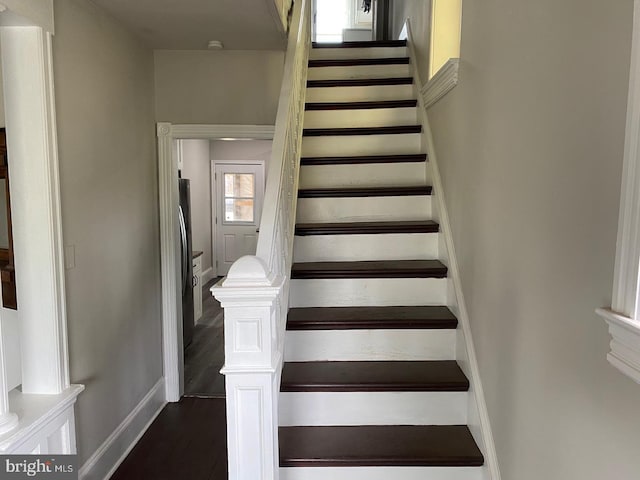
[154,50,285,125]
[390,0,431,82]
[210,139,273,163]
[402,0,640,478]
[181,140,213,273]
[52,0,162,465]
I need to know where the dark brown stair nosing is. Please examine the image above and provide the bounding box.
[305,99,418,111]
[279,425,485,468]
[312,40,407,48]
[301,153,426,165]
[303,125,421,137]
[291,260,448,280]
[298,185,432,198]
[307,77,414,88]
[295,220,439,236]
[308,57,410,67]
[280,360,469,392]
[287,306,458,331]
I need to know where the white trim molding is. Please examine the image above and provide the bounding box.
[421,58,460,109]
[157,123,275,402]
[596,0,640,383]
[171,124,275,140]
[79,379,166,480]
[597,309,640,384]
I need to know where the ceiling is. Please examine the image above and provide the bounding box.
[90,0,287,50]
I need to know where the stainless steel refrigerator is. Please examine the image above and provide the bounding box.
[178,179,194,349]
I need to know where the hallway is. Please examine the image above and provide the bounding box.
[184,278,225,397]
[111,278,228,479]
[110,397,228,480]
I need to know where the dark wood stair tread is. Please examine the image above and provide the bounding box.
[301,153,426,165]
[307,77,413,88]
[309,57,409,67]
[295,220,439,236]
[281,361,468,392]
[305,99,417,111]
[287,306,457,330]
[279,425,484,467]
[291,260,447,279]
[312,40,407,48]
[303,125,421,137]
[298,185,432,198]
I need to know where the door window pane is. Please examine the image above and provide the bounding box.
[224,173,255,223]
[225,173,254,198]
[225,199,254,222]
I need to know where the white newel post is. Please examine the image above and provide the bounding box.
[212,256,283,480]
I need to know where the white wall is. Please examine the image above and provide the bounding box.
[404,0,640,478]
[52,0,162,466]
[180,140,213,273]
[154,50,285,125]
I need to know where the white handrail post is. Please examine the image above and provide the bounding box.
[212,257,284,480]
[212,0,310,478]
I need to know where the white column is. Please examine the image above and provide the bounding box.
[157,123,183,402]
[0,26,69,394]
[0,318,17,434]
[212,256,283,480]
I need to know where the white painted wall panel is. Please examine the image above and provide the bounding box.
[296,196,432,223]
[305,84,415,103]
[299,162,427,188]
[302,133,422,157]
[279,391,467,425]
[284,329,456,361]
[304,107,419,129]
[293,233,438,262]
[290,278,447,307]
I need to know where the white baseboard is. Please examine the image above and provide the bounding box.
[78,378,166,480]
[202,267,216,286]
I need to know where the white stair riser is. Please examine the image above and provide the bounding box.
[293,233,438,262]
[296,196,432,223]
[303,133,421,157]
[279,391,467,426]
[307,64,411,81]
[280,466,484,480]
[284,329,455,361]
[305,84,415,103]
[310,47,408,60]
[304,107,419,129]
[290,278,447,307]
[299,162,427,189]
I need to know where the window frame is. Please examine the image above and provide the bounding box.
[596,0,640,384]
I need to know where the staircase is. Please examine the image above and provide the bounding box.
[278,40,485,480]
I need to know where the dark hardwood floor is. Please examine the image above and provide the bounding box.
[184,277,225,397]
[110,397,228,480]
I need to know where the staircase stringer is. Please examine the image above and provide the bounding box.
[405,18,502,480]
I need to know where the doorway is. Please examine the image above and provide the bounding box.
[213,162,265,276]
[156,124,275,402]
[314,0,373,43]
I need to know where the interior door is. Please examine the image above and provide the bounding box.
[215,163,265,276]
